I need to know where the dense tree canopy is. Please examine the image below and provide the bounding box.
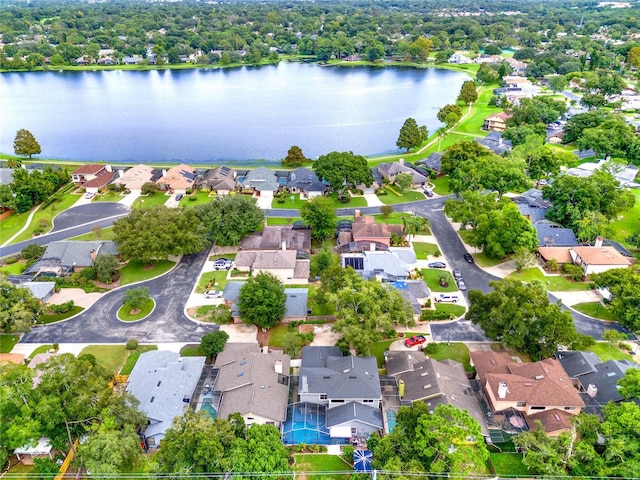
[456,80,478,105]
[312,151,373,201]
[13,129,41,158]
[300,195,337,240]
[0,279,42,334]
[592,265,640,331]
[448,153,530,198]
[9,167,69,214]
[193,194,264,247]
[237,272,286,329]
[281,145,306,167]
[467,279,577,359]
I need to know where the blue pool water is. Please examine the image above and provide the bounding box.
[200,395,217,419]
[386,409,397,433]
[282,403,331,445]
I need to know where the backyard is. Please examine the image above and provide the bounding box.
[293,453,352,480]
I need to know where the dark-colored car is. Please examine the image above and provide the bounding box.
[175,193,184,201]
[428,261,447,269]
[452,269,462,280]
[423,188,434,198]
[464,253,474,263]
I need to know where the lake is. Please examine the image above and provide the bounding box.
[0,62,469,164]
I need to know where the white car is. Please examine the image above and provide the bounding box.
[204,290,223,299]
[84,192,95,199]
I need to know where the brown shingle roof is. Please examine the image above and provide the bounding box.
[71,164,106,175]
[527,409,573,434]
[538,247,573,264]
[470,351,512,383]
[352,216,403,241]
[571,246,632,266]
[83,170,117,188]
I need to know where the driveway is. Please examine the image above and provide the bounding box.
[118,191,142,208]
[20,251,218,344]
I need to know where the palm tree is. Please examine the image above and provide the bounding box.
[5,158,22,168]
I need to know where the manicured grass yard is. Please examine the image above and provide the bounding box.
[587,342,633,362]
[118,298,155,321]
[293,454,352,479]
[0,210,31,244]
[421,268,458,292]
[0,260,26,275]
[428,342,472,372]
[572,302,619,322]
[434,303,466,318]
[490,452,532,477]
[377,189,426,205]
[69,226,115,241]
[266,324,291,348]
[267,217,301,225]
[131,193,168,209]
[12,192,81,244]
[180,191,215,207]
[93,191,124,202]
[38,305,84,324]
[413,242,441,259]
[119,260,175,285]
[79,344,128,374]
[431,175,450,196]
[326,193,367,208]
[120,345,158,375]
[271,193,308,209]
[373,212,431,234]
[507,267,592,291]
[0,334,19,353]
[609,189,640,247]
[28,344,55,358]
[196,270,230,293]
[453,85,500,135]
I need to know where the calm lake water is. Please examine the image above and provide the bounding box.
[0,62,468,164]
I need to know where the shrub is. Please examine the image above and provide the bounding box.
[188,196,197,201]
[210,305,232,324]
[21,243,45,261]
[424,342,439,354]
[421,310,453,321]
[341,445,355,464]
[38,218,50,228]
[126,338,139,350]
[51,300,74,314]
[80,267,97,281]
[380,205,394,218]
[5,257,18,265]
[563,263,584,281]
[376,188,387,195]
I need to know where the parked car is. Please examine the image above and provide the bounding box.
[84,192,95,199]
[457,279,467,291]
[404,335,427,348]
[436,293,460,303]
[175,193,184,201]
[204,290,223,299]
[452,269,462,280]
[428,261,446,269]
[213,258,233,270]
[423,188,434,197]
[463,253,474,263]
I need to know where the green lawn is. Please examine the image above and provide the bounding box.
[12,192,81,244]
[4,461,35,479]
[453,85,501,135]
[421,268,458,292]
[120,345,158,375]
[28,344,55,358]
[267,324,291,348]
[293,454,352,479]
[196,270,230,293]
[326,193,367,208]
[472,252,507,268]
[271,193,308,209]
[572,302,619,322]
[413,242,441,259]
[378,189,426,205]
[609,189,640,248]
[79,345,128,374]
[431,176,450,196]
[38,305,84,324]
[0,334,19,353]
[118,298,155,321]
[587,342,633,362]
[0,260,27,275]
[180,191,215,207]
[69,226,115,241]
[131,193,168,209]
[506,268,592,291]
[373,212,431,234]
[428,342,472,372]
[93,191,124,202]
[0,210,32,243]
[266,217,301,226]
[119,260,175,285]
[434,303,467,318]
[490,453,532,477]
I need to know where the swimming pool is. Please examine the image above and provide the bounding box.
[282,402,330,445]
[386,409,397,433]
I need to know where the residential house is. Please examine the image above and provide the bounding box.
[222,282,310,322]
[482,112,511,132]
[375,159,429,187]
[298,346,383,441]
[556,350,640,406]
[474,54,502,64]
[240,225,311,253]
[475,131,513,155]
[285,167,326,199]
[24,240,119,278]
[350,214,405,247]
[513,189,551,223]
[391,280,431,317]
[70,164,116,192]
[21,282,56,303]
[534,222,579,247]
[157,164,197,194]
[212,343,290,427]
[416,152,443,175]
[233,249,310,284]
[239,167,279,203]
[569,240,634,276]
[504,57,527,75]
[471,351,584,436]
[385,351,488,438]
[126,350,205,449]
[565,159,639,187]
[14,438,53,465]
[0,168,15,185]
[199,166,237,195]
[341,248,416,282]
[114,164,162,193]
[537,246,574,266]
[448,53,472,64]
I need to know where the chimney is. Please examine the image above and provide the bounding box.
[274,359,282,374]
[498,382,508,399]
[399,158,404,165]
[354,209,361,218]
[105,164,112,172]
[587,384,598,398]
[281,240,287,251]
[595,236,604,248]
[300,375,308,393]
[370,242,376,252]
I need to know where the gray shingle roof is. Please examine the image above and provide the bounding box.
[222,282,308,318]
[556,351,601,378]
[475,132,512,155]
[241,167,279,192]
[300,347,381,400]
[535,223,579,247]
[126,351,205,443]
[326,401,383,429]
[286,168,326,192]
[416,152,442,172]
[22,282,55,301]
[25,241,119,274]
[574,359,640,404]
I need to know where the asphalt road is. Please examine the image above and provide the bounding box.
[21,251,218,344]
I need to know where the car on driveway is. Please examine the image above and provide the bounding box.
[175,193,184,201]
[428,261,447,269]
[423,188,434,197]
[213,258,233,270]
[404,335,427,347]
[452,269,462,280]
[204,290,223,299]
[457,279,467,291]
[463,253,474,263]
[84,192,95,199]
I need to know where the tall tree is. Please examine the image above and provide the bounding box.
[0,280,42,334]
[93,254,120,284]
[200,330,229,360]
[618,368,640,400]
[300,195,337,240]
[592,265,640,331]
[281,145,306,167]
[13,129,41,159]
[511,136,576,181]
[437,104,462,126]
[439,140,490,175]
[312,151,373,201]
[448,154,530,199]
[238,272,286,329]
[456,80,478,105]
[467,279,577,359]
[396,117,428,152]
[193,194,264,247]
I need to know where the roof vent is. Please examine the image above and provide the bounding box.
[237,372,244,377]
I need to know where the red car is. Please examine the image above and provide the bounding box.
[404,335,427,347]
